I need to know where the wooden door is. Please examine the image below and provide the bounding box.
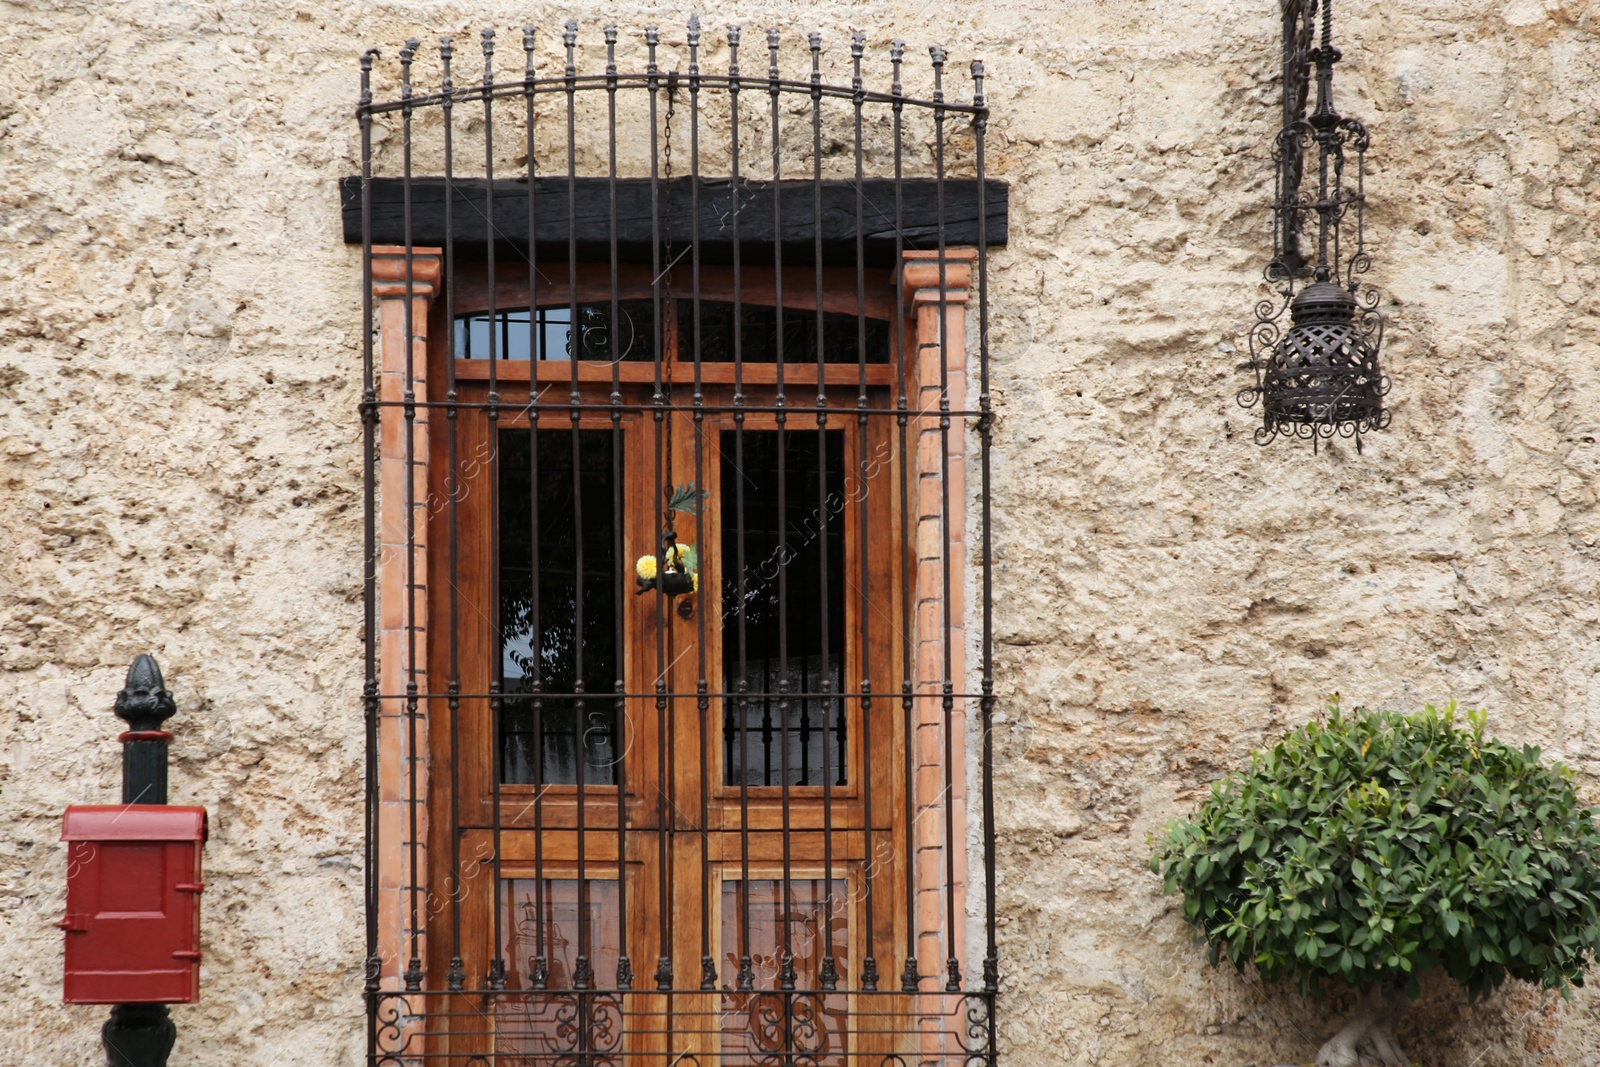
[429,271,912,1064]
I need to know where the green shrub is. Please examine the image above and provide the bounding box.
[1151,701,1600,1000]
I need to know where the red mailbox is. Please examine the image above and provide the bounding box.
[59,804,207,1004]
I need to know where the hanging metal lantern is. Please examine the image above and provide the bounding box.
[1239,0,1389,450]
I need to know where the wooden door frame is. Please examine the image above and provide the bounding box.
[369,247,979,1032]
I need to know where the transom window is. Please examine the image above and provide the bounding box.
[456,302,891,365]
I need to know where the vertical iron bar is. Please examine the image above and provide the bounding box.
[728,23,756,994]
[561,20,593,1000]
[967,59,997,1004]
[935,49,967,993]
[688,14,716,993]
[930,44,962,995]
[1353,138,1366,281]
[642,22,674,995]
[850,30,878,994]
[481,27,508,992]
[766,26,796,998]
[972,58,1000,1044]
[889,39,918,997]
[398,38,423,994]
[358,48,380,1025]
[1314,0,1333,278]
[441,34,467,995]
[524,24,549,995]
[807,29,838,995]
[604,23,634,994]
[971,58,998,1001]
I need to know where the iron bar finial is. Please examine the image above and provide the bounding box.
[113,654,177,807]
[900,954,919,993]
[563,19,578,78]
[605,25,619,79]
[439,36,454,94]
[358,48,378,113]
[115,654,176,732]
[481,27,495,90]
[727,24,741,78]
[521,27,534,79]
[767,27,780,82]
[808,31,822,92]
[399,39,419,105]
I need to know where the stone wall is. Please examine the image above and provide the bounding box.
[1,1,1596,1064]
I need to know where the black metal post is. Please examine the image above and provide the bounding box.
[103,654,178,1067]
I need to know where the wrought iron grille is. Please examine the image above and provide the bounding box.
[353,19,1002,1066]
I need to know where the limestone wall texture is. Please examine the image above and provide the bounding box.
[2,0,1598,1064]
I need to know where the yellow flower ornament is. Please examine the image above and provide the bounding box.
[634,543,698,596]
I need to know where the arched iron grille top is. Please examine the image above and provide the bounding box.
[356,19,1002,1067]
[357,23,986,113]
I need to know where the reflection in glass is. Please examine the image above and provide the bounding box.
[456,302,655,361]
[721,879,849,1064]
[501,878,621,989]
[496,879,623,1060]
[722,431,847,786]
[682,301,890,364]
[499,429,621,785]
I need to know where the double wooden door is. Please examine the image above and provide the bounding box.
[427,277,913,1062]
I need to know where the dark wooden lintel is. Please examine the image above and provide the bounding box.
[340,177,1007,267]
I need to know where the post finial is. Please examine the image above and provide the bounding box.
[114,654,176,731]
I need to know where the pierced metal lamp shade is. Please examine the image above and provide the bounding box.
[1260,281,1389,445]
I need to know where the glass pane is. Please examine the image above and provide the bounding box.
[499,428,621,785]
[722,430,847,786]
[721,879,849,1063]
[681,301,890,364]
[501,878,621,989]
[455,301,656,361]
[497,879,624,1060]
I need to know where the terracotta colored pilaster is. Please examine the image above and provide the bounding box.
[371,246,442,1007]
[898,248,977,1054]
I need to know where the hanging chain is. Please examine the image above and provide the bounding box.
[662,70,678,298]
[659,66,679,538]
[662,65,679,519]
